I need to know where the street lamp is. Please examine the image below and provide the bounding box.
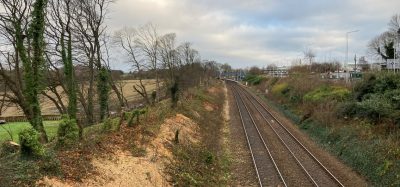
[396,28,400,73]
[346,30,359,70]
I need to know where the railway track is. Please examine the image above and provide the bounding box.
[229,80,344,187]
[231,84,287,187]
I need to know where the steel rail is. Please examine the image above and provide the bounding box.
[236,83,345,187]
[231,83,287,187]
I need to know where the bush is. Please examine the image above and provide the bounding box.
[124,111,133,120]
[338,94,394,122]
[57,116,79,147]
[244,74,264,85]
[336,102,358,117]
[271,82,290,96]
[19,128,45,157]
[304,86,350,102]
[356,94,393,122]
[102,118,113,132]
[128,109,147,127]
[354,72,400,101]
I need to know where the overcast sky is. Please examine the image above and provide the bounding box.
[106,0,400,70]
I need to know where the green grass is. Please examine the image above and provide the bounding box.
[0,121,60,143]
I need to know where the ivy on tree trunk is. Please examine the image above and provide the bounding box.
[14,0,49,142]
[98,67,110,121]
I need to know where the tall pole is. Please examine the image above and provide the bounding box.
[346,30,359,71]
[346,33,348,70]
[395,39,397,73]
[396,28,400,73]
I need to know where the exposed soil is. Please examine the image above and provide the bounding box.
[203,102,215,111]
[37,113,199,187]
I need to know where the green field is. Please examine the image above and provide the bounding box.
[0,121,60,143]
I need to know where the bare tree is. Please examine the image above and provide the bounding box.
[158,33,178,84]
[249,66,262,75]
[220,63,232,73]
[389,14,400,33]
[114,27,151,105]
[0,0,49,142]
[177,42,198,66]
[73,0,113,123]
[303,48,316,66]
[102,34,129,109]
[368,31,396,60]
[135,23,161,102]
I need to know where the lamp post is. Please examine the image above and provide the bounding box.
[346,30,359,70]
[396,28,400,73]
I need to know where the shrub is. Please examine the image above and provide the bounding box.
[19,128,45,157]
[356,94,393,122]
[124,111,133,120]
[57,116,79,147]
[271,82,290,96]
[338,94,394,122]
[128,109,147,127]
[102,118,113,132]
[354,72,400,101]
[336,102,358,117]
[244,74,265,85]
[304,86,350,102]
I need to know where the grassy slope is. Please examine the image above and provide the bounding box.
[0,121,59,143]
[250,85,400,186]
[262,97,399,186]
[167,81,231,186]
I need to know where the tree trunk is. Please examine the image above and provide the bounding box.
[14,0,49,143]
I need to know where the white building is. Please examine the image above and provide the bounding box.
[264,66,289,77]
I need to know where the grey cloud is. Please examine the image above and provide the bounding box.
[106,0,400,69]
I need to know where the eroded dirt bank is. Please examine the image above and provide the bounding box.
[38,114,198,187]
